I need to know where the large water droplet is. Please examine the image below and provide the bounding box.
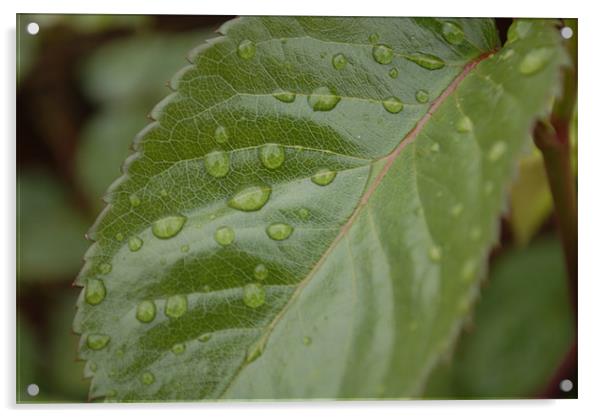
[429,246,442,262]
[389,68,399,79]
[308,86,341,111]
[214,226,235,246]
[152,215,186,239]
[405,53,445,70]
[382,96,404,114]
[243,283,266,308]
[266,223,294,241]
[456,116,473,133]
[372,44,394,64]
[165,295,187,319]
[332,53,348,70]
[128,236,143,252]
[442,21,465,45]
[519,48,553,75]
[85,279,106,305]
[99,262,112,275]
[311,168,337,186]
[237,39,256,60]
[415,89,430,103]
[171,343,186,355]
[141,371,155,385]
[136,300,156,323]
[87,334,110,350]
[259,144,285,169]
[272,90,296,103]
[488,141,508,161]
[214,126,228,144]
[129,194,141,207]
[228,185,271,212]
[204,150,230,178]
[254,263,268,280]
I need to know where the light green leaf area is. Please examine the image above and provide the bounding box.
[424,237,575,398]
[74,17,568,401]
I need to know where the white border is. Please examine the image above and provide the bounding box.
[3,0,599,417]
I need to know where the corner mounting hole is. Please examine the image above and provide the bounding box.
[26,22,40,35]
[560,26,573,39]
[27,383,39,397]
[559,379,573,392]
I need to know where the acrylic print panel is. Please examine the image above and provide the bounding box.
[16,14,577,402]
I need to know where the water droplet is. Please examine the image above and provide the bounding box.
[136,300,156,323]
[470,227,482,241]
[115,232,124,242]
[272,90,296,103]
[372,44,394,64]
[129,194,141,207]
[303,336,312,346]
[507,20,532,43]
[415,89,429,103]
[128,236,143,252]
[89,362,98,372]
[199,333,212,343]
[461,259,477,282]
[259,144,285,169]
[106,389,117,398]
[519,48,553,75]
[266,223,294,241]
[254,263,269,280]
[388,67,399,79]
[429,246,442,262]
[456,116,473,133]
[160,189,168,197]
[243,283,266,308]
[116,348,124,357]
[450,203,464,217]
[87,334,110,350]
[152,215,186,239]
[180,244,190,253]
[430,142,440,153]
[382,96,404,114]
[165,295,187,319]
[442,21,465,45]
[204,150,230,178]
[368,33,380,44]
[488,141,508,161]
[311,168,337,186]
[85,279,106,305]
[500,49,515,61]
[228,185,271,212]
[308,86,341,111]
[246,341,264,363]
[214,126,228,144]
[484,181,494,195]
[405,53,445,70]
[171,343,186,355]
[141,371,155,385]
[297,207,310,220]
[99,262,112,275]
[202,284,211,293]
[332,53,348,70]
[237,39,256,60]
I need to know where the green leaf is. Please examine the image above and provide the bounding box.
[424,237,575,398]
[74,17,568,401]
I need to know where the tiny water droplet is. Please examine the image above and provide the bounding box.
[297,207,310,220]
[303,336,312,346]
[253,263,269,281]
[89,362,98,372]
[405,53,445,70]
[259,144,285,169]
[429,246,442,262]
[214,126,229,144]
[372,44,394,65]
[500,49,515,61]
[160,189,168,197]
[470,227,482,241]
[165,295,187,319]
[415,89,429,103]
[430,142,440,153]
[484,181,494,195]
[272,90,296,103]
[199,333,212,343]
[308,86,341,111]
[85,279,106,305]
[202,284,211,293]
[171,343,186,355]
[311,168,337,186]
[99,262,112,275]
[115,232,124,242]
[152,215,186,239]
[141,371,155,385]
[488,141,507,161]
[246,341,264,363]
[368,33,380,44]
[180,244,190,253]
[456,116,473,133]
[87,334,110,350]
[461,259,477,282]
[237,39,256,60]
[116,348,124,357]
[382,96,404,114]
[215,226,235,246]
[519,48,553,75]
[507,20,532,43]
[266,223,294,241]
[442,21,465,45]
[204,150,230,178]
[129,194,141,207]
[106,389,117,398]
[243,283,266,308]
[450,203,464,217]
[332,53,348,70]
[136,300,156,323]
[228,185,272,212]
[128,236,143,252]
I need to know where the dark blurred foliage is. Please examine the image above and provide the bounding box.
[16,15,576,402]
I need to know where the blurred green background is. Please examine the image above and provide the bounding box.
[16,15,577,402]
